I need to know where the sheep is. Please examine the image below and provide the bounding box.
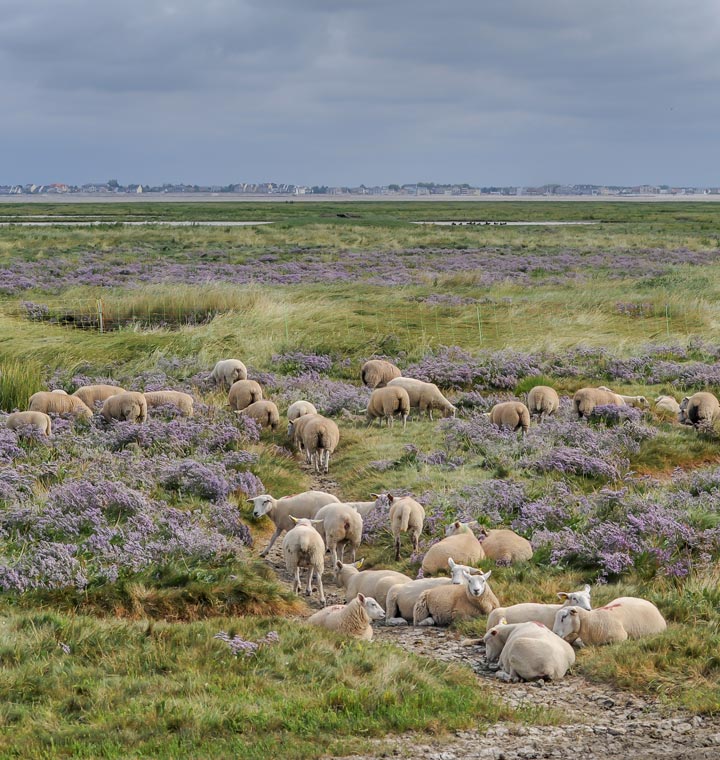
[300,415,340,474]
[553,597,667,646]
[421,521,485,576]
[387,494,425,561]
[597,386,649,409]
[72,384,126,409]
[489,401,530,435]
[313,503,363,567]
[28,391,93,421]
[228,379,263,412]
[484,620,553,664]
[387,377,456,420]
[655,395,681,415]
[6,411,52,436]
[342,501,377,518]
[238,400,280,430]
[282,516,326,606]
[487,585,593,630]
[248,491,340,557]
[287,413,321,461]
[447,558,484,584]
[211,359,247,387]
[307,593,385,639]
[572,387,625,418]
[478,527,533,564]
[366,386,410,429]
[334,560,413,603]
[51,389,68,394]
[413,570,498,626]
[143,390,194,417]
[526,386,560,421]
[385,578,452,625]
[287,400,317,422]
[361,359,402,389]
[101,392,147,423]
[679,391,720,427]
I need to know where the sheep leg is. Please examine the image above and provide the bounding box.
[394,535,401,561]
[323,450,330,473]
[305,567,314,597]
[315,566,326,606]
[412,531,420,554]
[416,616,435,626]
[429,409,434,421]
[402,413,407,431]
[330,543,338,568]
[259,527,282,558]
[292,566,301,595]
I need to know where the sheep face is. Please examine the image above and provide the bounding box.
[448,558,481,584]
[248,495,274,518]
[553,606,582,642]
[462,569,491,597]
[483,624,506,663]
[557,584,591,611]
[444,520,465,537]
[358,594,385,621]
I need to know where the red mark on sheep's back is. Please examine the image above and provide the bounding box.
[531,621,547,628]
[599,603,622,611]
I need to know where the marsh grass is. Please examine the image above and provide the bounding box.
[0,359,44,411]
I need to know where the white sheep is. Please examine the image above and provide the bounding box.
[487,585,592,630]
[248,491,340,557]
[366,386,411,429]
[28,392,93,421]
[447,558,484,584]
[72,384,126,409]
[211,359,248,387]
[342,500,378,518]
[287,413,321,462]
[384,578,452,625]
[101,392,147,423]
[144,390,194,417]
[489,401,530,435]
[228,379,263,411]
[655,395,681,416]
[282,516,326,606]
[361,359,402,389]
[572,387,625,418]
[484,620,552,664]
[287,400,318,422]
[597,386,649,408]
[679,392,720,427]
[238,400,280,430]
[421,521,485,576]
[334,560,413,603]
[526,386,560,421]
[478,527,533,564]
[553,597,667,646]
[387,494,425,561]
[313,502,363,567]
[300,415,340,474]
[6,411,52,436]
[413,570,499,626]
[307,593,385,639]
[387,377,456,420]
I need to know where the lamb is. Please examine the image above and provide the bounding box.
[489,401,530,435]
[366,386,411,429]
[361,359,402,389]
[238,400,280,430]
[72,384,126,409]
[282,516,326,606]
[413,570,498,626]
[487,585,592,630]
[387,494,425,561]
[553,597,667,646]
[287,400,317,422]
[144,390,195,417]
[421,521,485,576]
[307,593,385,639]
[572,387,625,418]
[679,392,720,427]
[101,392,147,423]
[655,395,681,415]
[384,578,452,625]
[334,560,413,603]
[28,391,93,421]
[300,414,340,474]
[210,359,247,387]
[6,411,52,436]
[597,387,649,408]
[313,502,363,567]
[387,377,456,420]
[228,379,263,411]
[478,527,533,564]
[526,386,560,421]
[248,491,340,557]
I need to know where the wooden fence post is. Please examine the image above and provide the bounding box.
[97,299,104,333]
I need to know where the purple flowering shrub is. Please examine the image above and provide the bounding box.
[271,351,333,375]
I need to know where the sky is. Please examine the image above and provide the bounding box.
[1,0,719,186]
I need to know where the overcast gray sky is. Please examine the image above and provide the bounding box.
[2,0,718,186]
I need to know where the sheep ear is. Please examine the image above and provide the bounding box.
[499,616,507,625]
[583,584,591,593]
[357,593,366,603]
[482,570,492,580]
[448,558,456,568]
[387,494,395,503]
[335,561,343,571]
[454,520,461,529]
[310,518,324,525]
[246,498,255,504]
[369,493,381,499]
[570,608,578,616]
[354,558,365,568]
[490,629,498,636]
[289,515,299,523]
[557,592,569,600]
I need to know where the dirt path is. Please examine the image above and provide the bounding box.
[258,467,720,760]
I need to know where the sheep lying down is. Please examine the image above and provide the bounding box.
[307,594,385,640]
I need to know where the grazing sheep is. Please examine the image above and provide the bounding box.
[387,494,425,561]
[366,386,411,429]
[287,413,321,461]
[361,359,402,389]
[282,517,326,606]
[387,377,456,420]
[342,500,378,518]
[553,597,667,646]
[489,401,530,435]
[72,384,126,409]
[287,400,317,422]
[487,585,592,630]
[385,578,452,625]
[478,527,533,564]
[314,502,363,567]
[655,395,681,415]
[228,379,263,411]
[29,391,93,421]
[300,415,340,474]
[679,392,720,427]
[238,400,280,430]
[572,387,625,418]
[101,392,147,424]
[6,411,52,436]
[307,593,385,639]
[413,570,498,626]
[334,560,412,603]
[144,390,194,417]
[248,490,340,557]
[421,521,485,576]
[597,386,649,409]
[211,359,248,387]
[526,386,560,421]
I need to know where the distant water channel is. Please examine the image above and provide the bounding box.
[0,220,274,227]
[412,220,599,226]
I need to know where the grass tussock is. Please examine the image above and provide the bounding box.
[0,359,44,412]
